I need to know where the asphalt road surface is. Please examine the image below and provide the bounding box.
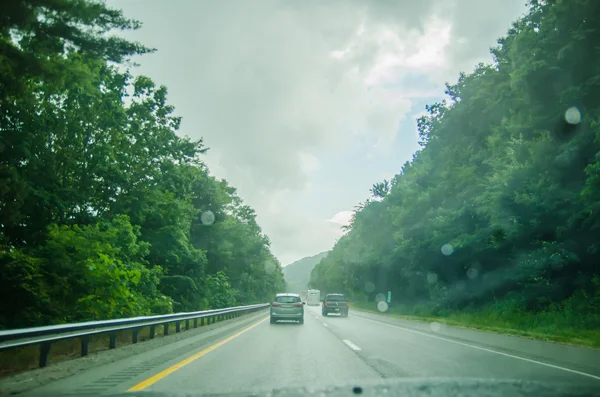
[22,305,600,396]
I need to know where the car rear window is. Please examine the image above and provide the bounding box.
[275,296,301,303]
[326,295,346,301]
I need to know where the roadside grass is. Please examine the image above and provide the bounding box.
[0,315,229,377]
[351,301,600,349]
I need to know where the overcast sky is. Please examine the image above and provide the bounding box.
[107,0,527,266]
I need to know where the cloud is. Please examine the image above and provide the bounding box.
[298,152,320,175]
[108,0,528,265]
[259,202,347,266]
[329,211,354,228]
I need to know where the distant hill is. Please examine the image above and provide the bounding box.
[283,251,329,293]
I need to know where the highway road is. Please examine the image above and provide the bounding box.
[18,305,600,396]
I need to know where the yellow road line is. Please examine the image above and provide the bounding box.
[127,317,268,391]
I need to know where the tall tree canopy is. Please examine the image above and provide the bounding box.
[0,0,284,329]
[310,0,600,327]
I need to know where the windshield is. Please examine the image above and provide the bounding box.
[1,0,599,396]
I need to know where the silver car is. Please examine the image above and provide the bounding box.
[270,293,305,324]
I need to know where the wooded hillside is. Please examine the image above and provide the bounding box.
[310,0,600,341]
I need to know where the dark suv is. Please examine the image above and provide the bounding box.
[322,293,349,317]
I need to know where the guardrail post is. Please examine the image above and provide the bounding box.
[175,321,181,333]
[39,342,51,368]
[200,317,204,326]
[132,328,138,344]
[109,332,117,349]
[164,323,169,336]
[193,318,198,328]
[81,336,90,357]
[150,325,155,339]
[185,319,190,330]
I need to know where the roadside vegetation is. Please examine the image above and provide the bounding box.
[310,0,600,348]
[0,0,285,330]
[352,299,600,348]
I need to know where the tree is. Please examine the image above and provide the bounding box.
[0,0,285,328]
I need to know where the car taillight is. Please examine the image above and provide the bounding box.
[324,301,328,307]
[272,302,280,307]
[294,303,302,308]
[346,301,350,307]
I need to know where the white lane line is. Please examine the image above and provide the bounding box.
[322,323,328,327]
[343,339,362,351]
[359,316,600,381]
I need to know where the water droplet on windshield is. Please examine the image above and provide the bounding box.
[427,273,438,284]
[430,322,441,332]
[201,210,215,225]
[467,267,478,279]
[565,106,581,125]
[441,243,454,256]
[365,282,375,293]
[377,301,389,312]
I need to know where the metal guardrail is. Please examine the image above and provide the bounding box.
[0,303,269,368]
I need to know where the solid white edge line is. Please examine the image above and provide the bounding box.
[359,316,600,381]
[322,323,328,327]
[343,339,362,351]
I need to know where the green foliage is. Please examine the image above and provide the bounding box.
[0,0,152,97]
[204,272,237,309]
[311,0,600,336]
[0,0,284,329]
[41,216,170,321]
